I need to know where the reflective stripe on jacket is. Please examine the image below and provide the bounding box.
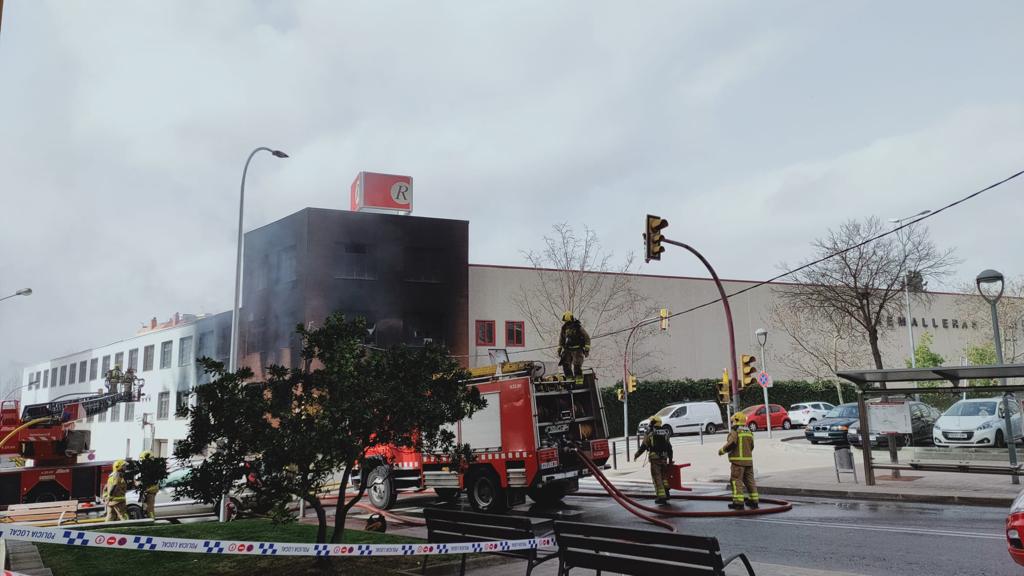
[722,428,754,466]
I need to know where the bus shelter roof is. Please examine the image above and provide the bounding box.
[836,364,1024,388]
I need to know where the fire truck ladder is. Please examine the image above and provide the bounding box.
[20,390,136,424]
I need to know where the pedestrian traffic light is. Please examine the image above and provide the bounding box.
[628,374,638,393]
[659,308,669,331]
[616,388,624,401]
[644,214,669,263]
[740,354,757,389]
[717,368,731,405]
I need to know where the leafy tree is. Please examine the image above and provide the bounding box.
[964,343,999,387]
[905,332,944,368]
[175,313,484,546]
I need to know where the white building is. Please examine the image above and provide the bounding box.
[18,312,230,462]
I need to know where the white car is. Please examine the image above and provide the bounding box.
[637,401,724,436]
[788,402,835,427]
[125,467,245,521]
[933,397,1023,448]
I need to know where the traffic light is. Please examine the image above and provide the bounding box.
[659,308,669,331]
[627,373,638,393]
[644,214,669,263]
[717,368,731,405]
[616,388,624,401]
[740,354,757,389]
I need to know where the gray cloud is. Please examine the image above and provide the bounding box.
[2,1,1023,383]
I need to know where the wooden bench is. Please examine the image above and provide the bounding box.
[422,508,557,576]
[554,521,756,576]
[1,500,80,525]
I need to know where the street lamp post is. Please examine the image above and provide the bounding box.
[976,268,1018,485]
[755,328,771,438]
[889,210,929,401]
[224,147,288,521]
[0,288,32,303]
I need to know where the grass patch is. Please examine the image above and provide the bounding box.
[37,519,425,575]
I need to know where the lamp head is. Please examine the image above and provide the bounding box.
[15,288,31,296]
[755,328,768,346]
[976,269,1005,303]
[271,150,289,158]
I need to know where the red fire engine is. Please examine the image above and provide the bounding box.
[0,377,143,507]
[421,362,610,512]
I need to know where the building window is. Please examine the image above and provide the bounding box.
[59,365,67,386]
[197,330,214,361]
[128,348,139,371]
[42,370,48,389]
[335,243,377,280]
[505,321,525,347]
[143,345,155,371]
[69,363,77,385]
[124,402,135,422]
[89,358,98,381]
[157,392,170,420]
[114,352,124,369]
[97,408,106,423]
[110,404,120,422]
[278,246,297,283]
[101,355,111,377]
[160,341,172,369]
[33,371,41,390]
[78,361,87,383]
[475,320,496,347]
[176,390,190,419]
[50,368,57,388]
[178,336,193,366]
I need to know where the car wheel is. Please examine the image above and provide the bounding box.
[748,422,758,432]
[704,423,716,435]
[435,488,460,503]
[366,466,398,510]
[996,430,1007,448]
[126,505,145,520]
[782,420,792,430]
[661,425,674,438]
[467,468,507,513]
[810,439,819,444]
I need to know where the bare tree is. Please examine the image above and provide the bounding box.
[776,217,957,370]
[513,224,659,377]
[770,303,874,380]
[954,276,1024,363]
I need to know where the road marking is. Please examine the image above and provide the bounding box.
[743,517,1004,540]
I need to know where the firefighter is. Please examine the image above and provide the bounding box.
[718,412,758,510]
[634,415,673,504]
[121,367,138,395]
[137,450,164,519]
[557,312,591,379]
[104,459,129,522]
[105,364,123,394]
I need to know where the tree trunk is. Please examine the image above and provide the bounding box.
[868,327,884,370]
[307,495,328,544]
[330,464,366,544]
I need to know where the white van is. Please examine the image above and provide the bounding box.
[637,401,724,436]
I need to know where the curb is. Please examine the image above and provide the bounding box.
[759,485,1014,508]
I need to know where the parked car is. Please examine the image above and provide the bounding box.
[848,402,941,447]
[637,401,724,436]
[789,402,836,427]
[740,404,791,432]
[125,467,245,521]
[805,403,860,444]
[1007,488,1024,566]
[933,397,1023,448]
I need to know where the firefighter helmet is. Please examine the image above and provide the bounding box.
[562,311,574,322]
[112,459,126,471]
[139,451,153,460]
[650,415,663,428]
[731,412,748,427]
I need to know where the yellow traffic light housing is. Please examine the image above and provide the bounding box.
[717,368,731,405]
[627,374,638,393]
[740,354,757,389]
[659,308,669,331]
[644,214,669,263]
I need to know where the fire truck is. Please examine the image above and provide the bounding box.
[0,376,143,507]
[420,362,610,512]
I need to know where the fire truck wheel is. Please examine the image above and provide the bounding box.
[435,488,460,503]
[527,484,566,506]
[467,468,507,513]
[367,466,398,510]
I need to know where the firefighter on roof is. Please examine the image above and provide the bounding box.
[557,312,591,379]
[634,415,673,504]
[719,411,758,510]
[104,459,129,521]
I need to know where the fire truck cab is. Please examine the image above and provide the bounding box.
[422,363,609,512]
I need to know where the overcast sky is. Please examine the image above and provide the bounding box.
[2,1,1023,383]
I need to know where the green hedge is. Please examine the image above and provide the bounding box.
[601,379,858,436]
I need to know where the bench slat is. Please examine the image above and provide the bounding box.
[423,508,534,530]
[561,549,716,575]
[427,519,534,541]
[555,521,720,552]
[557,534,722,568]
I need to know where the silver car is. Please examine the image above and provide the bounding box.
[125,468,243,521]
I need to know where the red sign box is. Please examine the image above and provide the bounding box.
[350,172,413,213]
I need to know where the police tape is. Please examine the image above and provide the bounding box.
[0,524,554,557]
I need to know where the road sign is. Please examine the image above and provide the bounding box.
[758,370,772,389]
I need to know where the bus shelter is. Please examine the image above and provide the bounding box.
[836,364,1024,486]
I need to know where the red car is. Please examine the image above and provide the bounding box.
[1006,489,1024,565]
[741,404,792,432]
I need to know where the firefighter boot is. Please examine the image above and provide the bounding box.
[655,496,669,505]
[728,502,745,511]
[745,499,759,509]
